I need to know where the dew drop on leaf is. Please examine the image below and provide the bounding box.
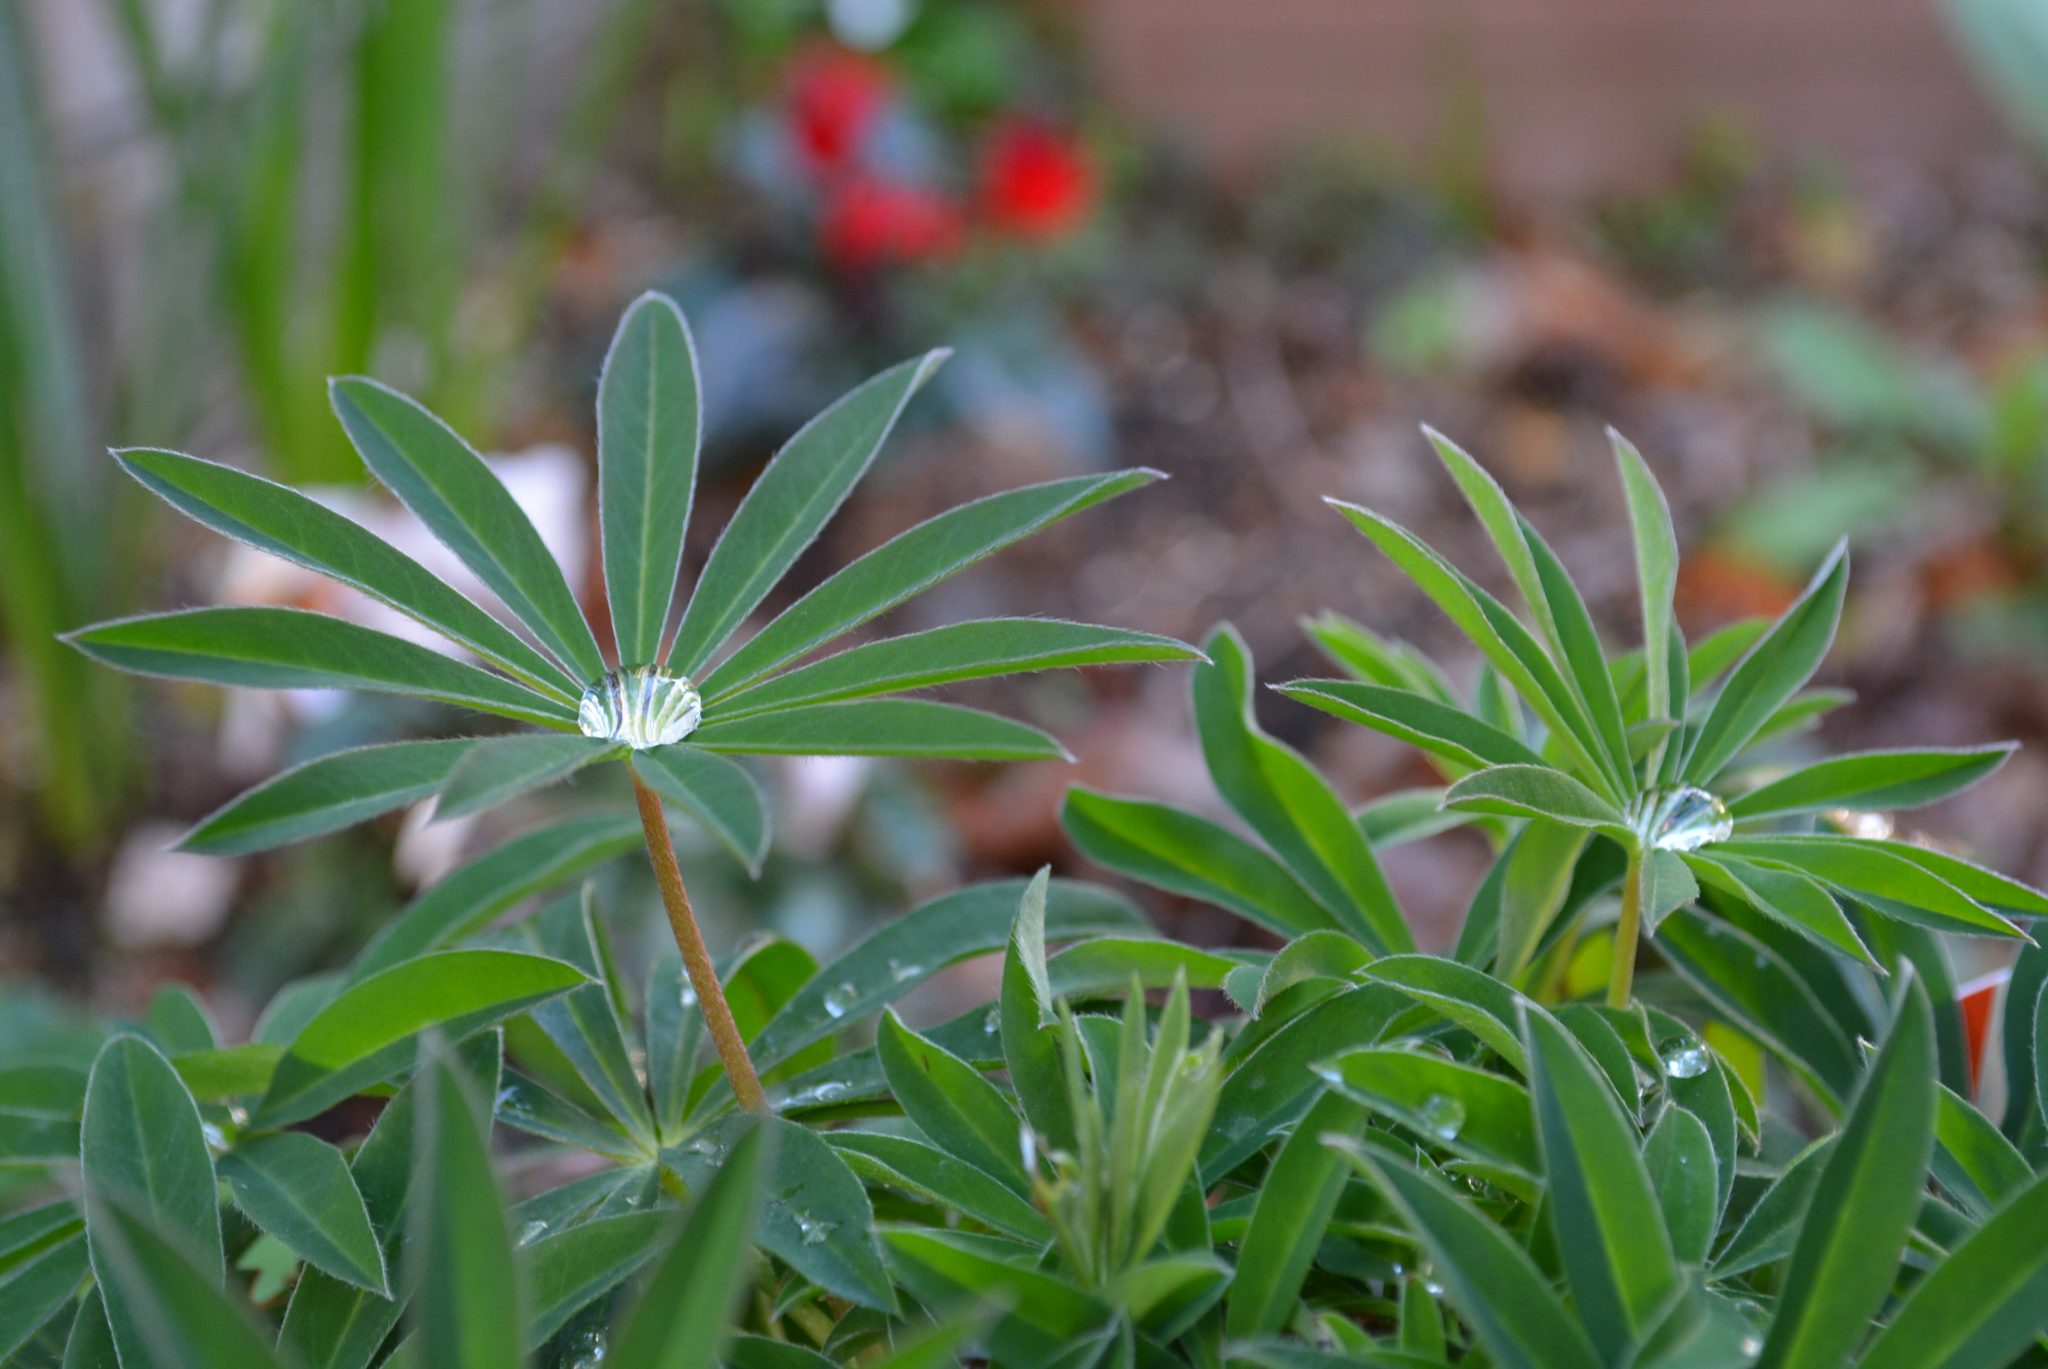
[1416,1093,1466,1141]
[793,1212,838,1246]
[1658,1034,1712,1079]
[517,1219,549,1246]
[822,983,858,1019]
[576,666,702,749]
[563,1325,607,1366]
[888,958,922,983]
[1629,785,1733,853]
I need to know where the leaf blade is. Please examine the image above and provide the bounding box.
[599,292,701,667]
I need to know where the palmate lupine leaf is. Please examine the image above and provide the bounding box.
[180,737,480,855]
[404,1042,521,1369]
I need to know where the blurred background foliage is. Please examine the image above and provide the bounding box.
[9,0,2048,1043]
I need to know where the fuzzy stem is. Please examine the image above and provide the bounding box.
[630,771,767,1113]
[1607,848,1645,1009]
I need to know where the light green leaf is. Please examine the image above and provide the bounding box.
[599,292,700,667]
[178,738,477,855]
[1441,763,1630,836]
[1220,1090,1368,1336]
[1522,1006,1677,1359]
[1729,743,2014,818]
[1682,542,1848,784]
[1757,977,1936,1369]
[435,733,618,821]
[405,1042,520,1369]
[610,1122,764,1369]
[1001,871,1072,1153]
[1302,611,1458,702]
[67,607,570,727]
[1316,1047,1539,1175]
[80,1035,223,1369]
[1858,1165,2048,1369]
[1275,678,1546,772]
[1612,431,1681,727]
[1713,1138,1832,1278]
[219,1133,386,1294]
[1933,1083,2030,1219]
[880,1226,1108,1364]
[118,447,579,699]
[1192,627,1409,951]
[1364,955,1531,1073]
[1642,1106,1717,1265]
[629,746,770,875]
[715,618,1196,719]
[877,1011,1027,1193]
[518,1212,666,1348]
[1062,787,1337,938]
[351,814,639,980]
[1638,848,1699,934]
[255,949,589,1126]
[692,698,1065,761]
[514,894,656,1143]
[83,1198,288,1369]
[701,470,1157,699]
[1684,852,1874,966]
[331,375,605,681]
[1254,930,1374,1015]
[832,1131,1051,1242]
[1344,1141,1602,1369]
[1719,835,2023,939]
[1497,820,1589,982]
[669,352,946,675]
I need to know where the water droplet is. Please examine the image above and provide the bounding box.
[517,1219,549,1246]
[1311,1062,1345,1086]
[576,667,702,749]
[982,1006,1002,1035]
[793,1212,838,1246]
[822,982,858,1019]
[1658,1034,1711,1079]
[563,1325,608,1366]
[681,1136,726,1162]
[201,1122,227,1151]
[802,1080,850,1105]
[1416,1094,1466,1141]
[1629,785,1733,853]
[1422,1278,1445,1297]
[888,959,923,983]
[679,984,697,1010]
[1739,1333,1762,1357]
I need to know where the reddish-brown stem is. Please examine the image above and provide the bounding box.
[630,771,767,1113]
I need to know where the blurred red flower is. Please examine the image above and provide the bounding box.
[789,46,890,174]
[820,177,963,268]
[980,118,1095,240]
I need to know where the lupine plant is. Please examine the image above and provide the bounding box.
[64,292,1195,1111]
[11,354,2048,1368]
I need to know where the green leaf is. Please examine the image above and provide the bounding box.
[1682,542,1848,784]
[1193,627,1410,952]
[515,894,656,1143]
[877,1010,1027,1193]
[219,1133,385,1294]
[1303,611,1458,702]
[1275,678,1546,772]
[405,1042,521,1369]
[1000,871,1073,1153]
[629,747,770,874]
[178,738,477,855]
[701,470,1156,699]
[715,618,1196,719]
[598,292,700,667]
[1642,1106,1717,1265]
[880,1227,1109,1364]
[1441,763,1630,836]
[84,1198,289,1369]
[117,447,580,699]
[256,949,589,1126]
[1063,787,1337,938]
[67,608,570,727]
[352,814,639,980]
[668,351,946,675]
[1612,431,1680,728]
[1869,841,2048,918]
[80,1035,223,1368]
[1343,1141,1602,1369]
[1656,909,1858,1107]
[518,1212,667,1348]
[1638,848,1699,934]
[0,1063,84,1165]
[1728,743,2014,818]
[1522,1006,1677,1359]
[1497,819,1589,982]
[1719,835,2023,939]
[1858,1165,2048,1369]
[692,698,1065,761]
[832,1131,1051,1241]
[610,1121,765,1369]
[1932,1083,2030,1219]
[1363,955,1531,1073]
[1756,977,1937,1369]
[435,733,618,821]
[1315,1048,1540,1175]
[0,1234,86,1363]
[1684,852,1874,966]
[331,375,605,681]
[667,1115,895,1310]
[1713,1137,1832,1278]
[1254,930,1374,1015]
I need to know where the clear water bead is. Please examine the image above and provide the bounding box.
[1629,785,1733,853]
[1416,1093,1466,1141]
[576,666,702,750]
[1658,1033,1712,1079]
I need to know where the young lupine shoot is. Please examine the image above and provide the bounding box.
[68,292,1198,1113]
